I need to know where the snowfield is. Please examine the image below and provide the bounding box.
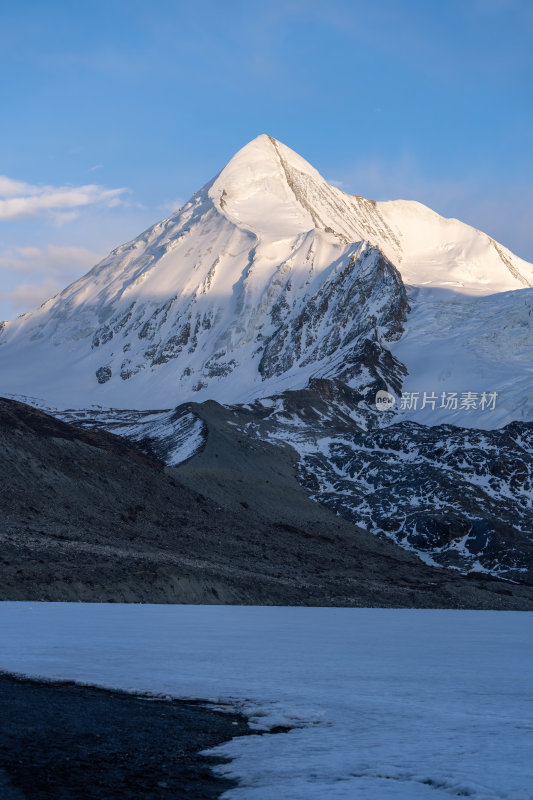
[392,286,533,428]
[1,603,532,799]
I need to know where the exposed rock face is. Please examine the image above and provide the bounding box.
[257,246,409,395]
[295,419,533,582]
[95,366,112,384]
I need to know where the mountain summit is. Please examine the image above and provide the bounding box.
[208,135,401,249]
[0,135,531,419]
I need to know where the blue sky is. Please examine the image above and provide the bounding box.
[1,0,532,318]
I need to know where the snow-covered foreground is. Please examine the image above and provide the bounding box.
[0,604,532,799]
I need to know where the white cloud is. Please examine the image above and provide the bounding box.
[0,175,128,221]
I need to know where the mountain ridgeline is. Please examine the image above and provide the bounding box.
[1,135,532,598]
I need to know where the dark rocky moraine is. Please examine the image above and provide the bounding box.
[0,672,251,799]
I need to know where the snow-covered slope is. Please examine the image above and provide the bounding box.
[378,198,532,294]
[392,286,533,428]
[1,134,530,424]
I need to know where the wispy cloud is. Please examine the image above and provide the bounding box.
[0,175,128,222]
[158,197,184,215]
[326,179,345,189]
[0,279,63,315]
[0,245,103,318]
[0,244,102,277]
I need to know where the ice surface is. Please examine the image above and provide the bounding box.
[1,603,532,799]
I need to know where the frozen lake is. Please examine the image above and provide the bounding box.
[0,603,531,799]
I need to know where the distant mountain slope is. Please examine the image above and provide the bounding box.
[378,197,532,293]
[2,396,532,609]
[53,383,533,584]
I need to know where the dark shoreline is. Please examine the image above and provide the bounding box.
[0,672,252,799]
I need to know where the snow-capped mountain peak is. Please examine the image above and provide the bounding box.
[208,135,402,253]
[0,135,531,421]
[208,134,319,236]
